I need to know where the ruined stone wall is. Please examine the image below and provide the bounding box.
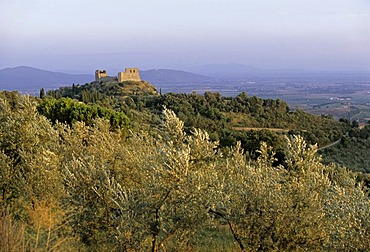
[95,70,108,81]
[118,68,141,82]
[95,68,141,82]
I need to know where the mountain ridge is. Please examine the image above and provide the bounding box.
[0,66,93,90]
[0,66,213,91]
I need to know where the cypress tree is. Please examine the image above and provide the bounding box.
[40,88,45,99]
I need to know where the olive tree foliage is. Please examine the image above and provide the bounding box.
[0,95,62,207]
[0,94,71,251]
[57,120,123,249]
[211,135,370,251]
[62,107,369,251]
[62,108,221,251]
[1,92,369,251]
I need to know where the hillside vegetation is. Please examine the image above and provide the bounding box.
[49,80,158,101]
[0,91,369,251]
[321,123,370,173]
[48,81,350,166]
[46,81,370,173]
[37,97,129,131]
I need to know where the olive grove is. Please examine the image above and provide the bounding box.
[0,93,369,251]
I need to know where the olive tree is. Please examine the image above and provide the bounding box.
[0,94,73,251]
[210,135,370,251]
[62,108,220,251]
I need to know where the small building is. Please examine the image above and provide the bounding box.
[337,97,352,101]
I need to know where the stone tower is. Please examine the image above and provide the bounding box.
[118,68,141,82]
[95,70,107,81]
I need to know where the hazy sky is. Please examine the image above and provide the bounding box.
[1,0,369,72]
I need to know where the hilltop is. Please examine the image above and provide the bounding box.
[49,79,159,102]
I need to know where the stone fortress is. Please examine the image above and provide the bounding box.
[95,68,141,82]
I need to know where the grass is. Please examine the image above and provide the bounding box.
[0,213,24,252]
[194,224,240,252]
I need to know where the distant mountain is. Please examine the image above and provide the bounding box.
[140,69,213,84]
[0,66,214,92]
[186,63,308,79]
[0,66,93,90]
[186,63,260,78]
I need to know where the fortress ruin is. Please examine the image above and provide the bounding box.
[95,70,107,80]
[95,68,141,82]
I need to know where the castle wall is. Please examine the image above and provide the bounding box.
[95,68,141,82]
[95,70,107,81]
[118,68,141,82]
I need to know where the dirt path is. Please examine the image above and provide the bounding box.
[233,127,291,132]
[318,138,342,151]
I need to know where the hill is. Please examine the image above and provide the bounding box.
[0,66,93,90]
[48,79,349,167]
[0,66,214,92]
[140,69,213,84]
[49,79,159,103]
[320,124,370,173]
[1,91,369,251]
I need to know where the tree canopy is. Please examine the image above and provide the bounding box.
[37,97,129,131]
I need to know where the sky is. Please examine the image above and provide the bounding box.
[0,0,369,72]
